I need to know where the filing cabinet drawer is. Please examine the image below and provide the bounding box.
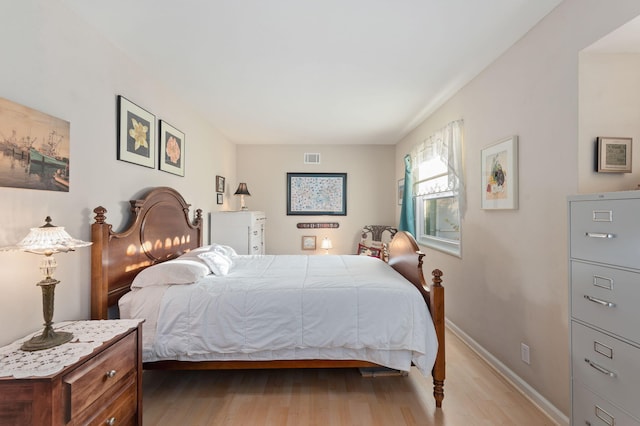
[572,382,640,426]
[570,198,640,268]
[571,321,640,420]
[571,261,640,343]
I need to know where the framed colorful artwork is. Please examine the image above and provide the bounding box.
[481,136,518,210]
[596,137,632,173]
[287,172,347,216]
[117,95,156,168]
[158,120,185,176]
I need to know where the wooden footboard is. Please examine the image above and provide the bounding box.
[91,188,445,408]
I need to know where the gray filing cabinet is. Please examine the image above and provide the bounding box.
[568,191,640,425]
[210,211,266,255]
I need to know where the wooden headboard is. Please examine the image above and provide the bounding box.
[91,187,203,319]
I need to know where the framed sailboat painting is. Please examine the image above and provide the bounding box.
[0,97,70,192]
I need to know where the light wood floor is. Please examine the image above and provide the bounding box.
[142,328,557,425]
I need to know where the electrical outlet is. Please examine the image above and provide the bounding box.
[521,343,530,365]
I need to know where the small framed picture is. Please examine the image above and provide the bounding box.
[301,235,316,250]
[596,137,632,173]
[159,120,185,176]
[216,193,223,205]
[481,135,518,210]
[216,175,225,193]
[117,95,156,168]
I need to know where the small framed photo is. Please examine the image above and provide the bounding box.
[481,135,518,210]
[301,235,316,250]
[216,175,225,193]
[216,193,223,205]
[596,137,632,173]
[159,120,185,176]
[117,95,156,168]
[397,178,405,205]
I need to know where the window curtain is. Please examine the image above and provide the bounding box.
[398,154,415,235]
[411,119,466,218]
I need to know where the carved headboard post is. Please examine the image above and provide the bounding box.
[91,206,110,320]
[430,268,445,407]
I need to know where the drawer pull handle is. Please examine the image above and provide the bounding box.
[584,358,616,378]
[105,369,117,378]
[585,232,615,239]
[583,295,616,308]
[106,417,116,426]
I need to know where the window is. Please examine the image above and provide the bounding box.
[412,120,464,256]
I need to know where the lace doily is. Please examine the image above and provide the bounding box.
[0,319,142,379]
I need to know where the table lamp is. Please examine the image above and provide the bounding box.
[234,183,251,210]
[2,217,92,351]
[321,237,332,255]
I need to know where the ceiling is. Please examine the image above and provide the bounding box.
[61,0,562,145]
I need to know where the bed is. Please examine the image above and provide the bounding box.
[90,187,445,407]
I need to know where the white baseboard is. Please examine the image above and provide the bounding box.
[446,319,569,426]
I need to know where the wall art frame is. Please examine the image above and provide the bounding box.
[596,136,632,173]
[287,172,347,216]
[216,193,223,205]
[159,120,185,176]
[216,175,225,193]
[397,178,405,205]
[0,97,71,192]
[301,235,316,250]
[481,135,518,210]
[117,95,156,169]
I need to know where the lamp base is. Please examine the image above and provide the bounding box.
[21,326,73,351]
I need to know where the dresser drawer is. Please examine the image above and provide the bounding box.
[64,332,137,420]
[571,321,640,420]
[570,198,640,268]
[571,261,640,343]
[572,382,640,426]
[74,379,137,426]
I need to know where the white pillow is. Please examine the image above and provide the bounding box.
[131,259,210,288]
[213,244,237,258]
[198,251,233,275]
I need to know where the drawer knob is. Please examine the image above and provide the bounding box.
[584,358,616,378]
[106,417,116,426]
[105,369,117,378]
[583,295,616,308]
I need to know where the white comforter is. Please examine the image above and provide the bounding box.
[119,254,438,375]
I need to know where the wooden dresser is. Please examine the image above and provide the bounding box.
[0,320,142,425]
[568,192,640,425]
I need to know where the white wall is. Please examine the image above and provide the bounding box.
[579,53,640,192]
[396,0,640,419]
[235,144,396,255]
[0,0,236,345]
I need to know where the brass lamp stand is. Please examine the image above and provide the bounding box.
[21,253,74,351]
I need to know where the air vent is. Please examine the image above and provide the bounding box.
[304,153,321,164]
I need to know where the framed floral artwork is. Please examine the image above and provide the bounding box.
[481,136,518,210]
[159,120,185,176]
[117,95,156,168]
[216,175,225,193]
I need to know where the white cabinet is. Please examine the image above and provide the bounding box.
[568,192,640,425]
[210,211,266,255]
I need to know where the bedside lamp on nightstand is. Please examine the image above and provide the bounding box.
[321,237,332,255]
[234,182,251,210]
[1,216,91,351]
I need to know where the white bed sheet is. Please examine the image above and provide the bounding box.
[119,254,438,376]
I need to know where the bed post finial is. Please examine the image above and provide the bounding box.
[93,206,107,224]
[431,269,443,287]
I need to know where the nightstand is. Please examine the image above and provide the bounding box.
[0,319,143,425]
